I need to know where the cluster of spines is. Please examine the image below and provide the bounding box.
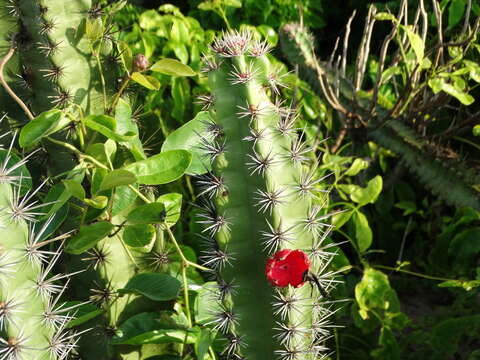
[195,30,341,360]
[0,126,83,360]
[3,0,120,115]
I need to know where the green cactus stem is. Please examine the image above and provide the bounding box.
[196,31,339,360]
[0,129,82,360]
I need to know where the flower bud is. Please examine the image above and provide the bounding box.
[132,54,149,72]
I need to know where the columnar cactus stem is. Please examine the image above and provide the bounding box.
[197,31,338,360]
[0,131,80,360]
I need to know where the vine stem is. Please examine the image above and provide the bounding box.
[109,75,130,113]
[164,226,210,272]
[374,264,456,282]
[182,265,192,327]
[0,48,35,120]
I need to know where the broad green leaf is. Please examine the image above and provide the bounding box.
[112,312,194,345]
[131,72,160,90]
[355,268,401,317]
[371,327,400,360]
[448,227,480,275]
[63,180,85,200]
[339,176,383,205]
[84,115,137,141]
[428,77,475,105]
[112,185,138,217]
[119,273,181,301]
[402,25,424,63]
[117,40,133,72]
[85,18,103,41]
[151,58,196,76]
[65,221,114,254]
[344,158,369,176]
[100,169,137,191]
[448,0,467,29]
[124,150,192,185]
[157,193,182,228]
[19,109,70,147]
[66,302,103,328]
[431,315,480,357]
[194,282,223,324]
[127,202,165,224]
[123,224,156,248]
[464,60,480,83]
[195,328,215,360]
[161,111,214,175]
[115,99,145,160]
[352,211,372,252]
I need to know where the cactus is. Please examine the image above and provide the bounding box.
[194,31,338,360]
[0,126,82,360]
[279,22,480,210]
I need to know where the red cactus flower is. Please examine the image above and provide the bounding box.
[265,249,310,288]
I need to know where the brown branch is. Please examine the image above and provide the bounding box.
[0,48,35,120]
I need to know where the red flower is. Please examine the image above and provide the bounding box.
[265,249,310,288]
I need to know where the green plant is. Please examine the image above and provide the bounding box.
[168,30,342,359]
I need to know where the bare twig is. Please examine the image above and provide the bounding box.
[342,10,356,78]
[370,0,406,115]
[329,36,341,66]
[461,0,472,37]
[354,6,376,91]
[0,48,35,120]
[432,0,444,66]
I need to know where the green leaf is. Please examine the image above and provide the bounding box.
[403,25,424,63]
[355,268,402,318]
[115,99,145,160]
[162,111,213,175]
[375,12,397,21]
[112,312,194,345]
[151,58,196,76]
[86,18,103,41]
[448,0,467,29]
[119,273,181,301]
[83,196,108,209]
[131,72,160,90]
[19,109,70,147]
[428,77,475,105]
[339,176,383,206]
[63,180,85,200]
[84,115,137,141]
[352,211,372,252]
[157,193,182,228]
[66,302,103,328]
[127,202,166,224]
[100,169,137,191]
[194,282,223,324]
[65,221,114,254]
[371,327,400,360]
[118,41,133,72]
[344,158,369,176]
[464,60,480,83]
[195,328,215,360]
[438,279,480,290]
[124,150,192,185]
[473,125,480,136]
[123,224,156,248]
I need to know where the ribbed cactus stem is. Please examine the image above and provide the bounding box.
[0,136,79,360]
[198,31,336,360]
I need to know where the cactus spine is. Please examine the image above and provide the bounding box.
[0,129,80,360]
[198,31,336,359]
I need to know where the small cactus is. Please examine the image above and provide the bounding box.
[195,30,339,360]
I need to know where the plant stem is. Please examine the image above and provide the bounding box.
[0,48,35,120]
[109,74,130,113]
[374,264,456,282]
[164,226,210,272]
[182,265,192,327]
